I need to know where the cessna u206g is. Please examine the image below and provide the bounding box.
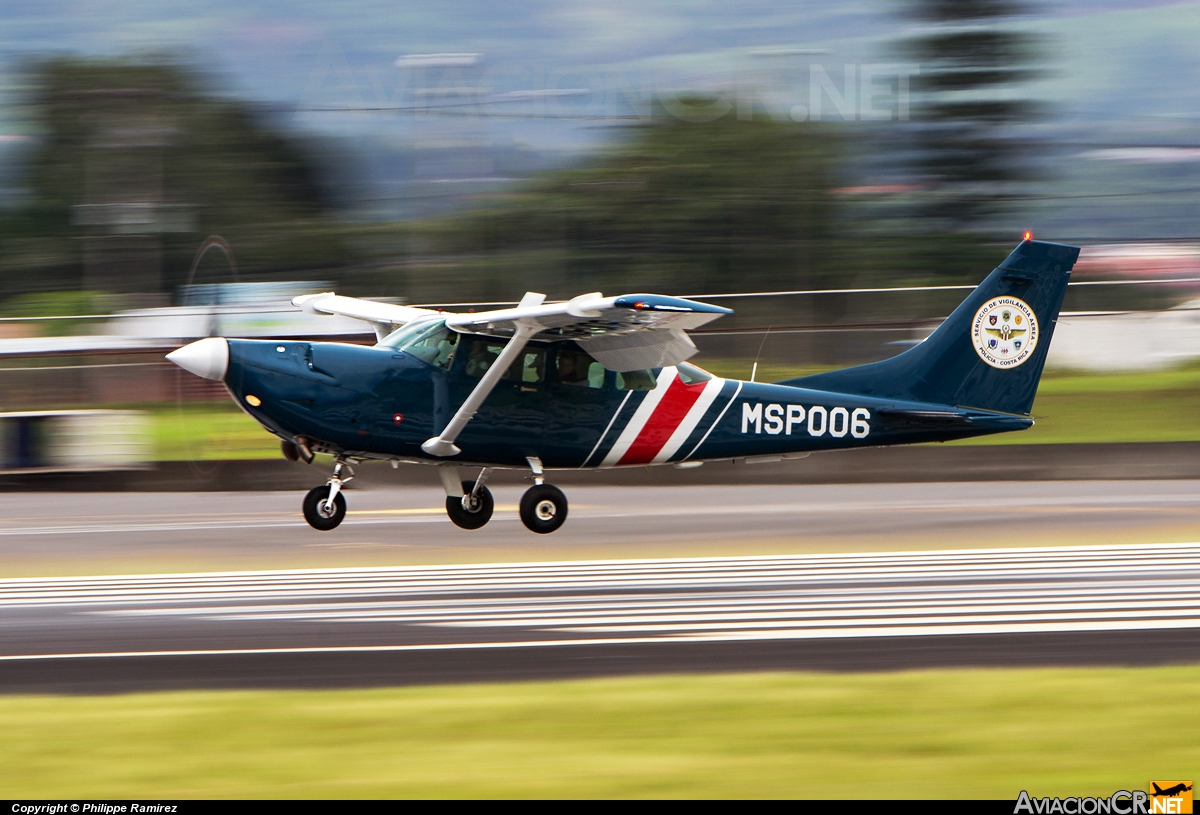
[167,238,1080,534]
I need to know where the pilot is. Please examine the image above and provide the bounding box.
[433,334,458,369]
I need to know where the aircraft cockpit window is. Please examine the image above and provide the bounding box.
[384,320,459,370]
[379,320,433,349]
[676,362,713,385]
[465,339,546,384]
[555,348,604,389]
[615,369,658,391]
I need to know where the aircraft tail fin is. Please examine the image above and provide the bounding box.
[780,239,1081,415]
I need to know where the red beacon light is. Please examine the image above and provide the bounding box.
[1024,231,1032,241]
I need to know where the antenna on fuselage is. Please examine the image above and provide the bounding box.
[750,324,772,383]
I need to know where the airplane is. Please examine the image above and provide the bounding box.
[166,237,1080,534]
[1152,784,1193,798]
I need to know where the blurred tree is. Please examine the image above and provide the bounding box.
[411,108,843,304]
[899,0,1048,230]
[0,57,349,298]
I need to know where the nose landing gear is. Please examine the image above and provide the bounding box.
[302,457,352,531]
[519,456,568,534]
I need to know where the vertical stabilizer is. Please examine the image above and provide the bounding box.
[780,239,1080,415]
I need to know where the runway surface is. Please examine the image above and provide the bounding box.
[2,481,1200,573]
[4,541,1200,692]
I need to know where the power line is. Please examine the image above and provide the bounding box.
[2,276,1197,324]
[678,276,1200,300]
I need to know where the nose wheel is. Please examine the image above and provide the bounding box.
[303,485,346,530]
[302,458,351,531]
[519,484,568,534]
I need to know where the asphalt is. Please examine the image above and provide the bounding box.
[2,508,1200,691]
[3,481,1200,566]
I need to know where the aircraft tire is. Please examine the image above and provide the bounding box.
[446,480,494,530]
[519,484,568,534]
[303,485,347,531]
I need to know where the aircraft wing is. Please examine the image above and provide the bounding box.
[444,292,732,371]
[291,290,732,371]
[291,293,440,341]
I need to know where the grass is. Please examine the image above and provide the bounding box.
[1,667,1197,798]
[152,403,280,460]
[955,364,1200,445]
[143,362,1200,460]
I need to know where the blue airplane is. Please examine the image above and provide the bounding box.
[167,238,1080,534]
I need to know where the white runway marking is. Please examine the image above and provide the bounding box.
[2,543,1200,660]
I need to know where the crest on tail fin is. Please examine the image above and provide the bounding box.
[972,296,1039,368]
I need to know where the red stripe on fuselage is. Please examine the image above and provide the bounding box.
[617,376,706,465]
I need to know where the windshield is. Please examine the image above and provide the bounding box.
[380,319,460,370]
[379,319,439,349]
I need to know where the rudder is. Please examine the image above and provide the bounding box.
[780,239,1081,415]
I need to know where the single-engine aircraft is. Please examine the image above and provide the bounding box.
[167,237,1080,534]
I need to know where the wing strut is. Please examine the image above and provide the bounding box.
[421,320,539,457]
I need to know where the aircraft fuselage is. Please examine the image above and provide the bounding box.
[224,336,1031,470]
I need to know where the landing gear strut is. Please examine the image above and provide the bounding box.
[519,457,568,534]
[302,458,352,531]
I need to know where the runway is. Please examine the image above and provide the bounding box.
[4,542,1200,692]
[2,481,1200,573]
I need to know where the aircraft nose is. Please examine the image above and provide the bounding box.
[166,337,229,381]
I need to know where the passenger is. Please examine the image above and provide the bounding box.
[556,350,595,386]
[466,342,497,377]
[556,353,582,385]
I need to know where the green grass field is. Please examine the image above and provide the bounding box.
[148,362,1200,460]
[1,667,1197,798]
[961,365,1200,445]
[152,403,279,460]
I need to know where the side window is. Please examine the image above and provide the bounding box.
[514,348,546,384]
[555,347,604,389]
[464,340,546,384]
[616,369,658,391]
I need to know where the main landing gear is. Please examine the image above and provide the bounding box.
[302,457,352,531]
[300,456,569,534]
[518,456,568,535]
[443,468,495,530]
[436,457,569,534]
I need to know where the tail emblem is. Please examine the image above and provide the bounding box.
[971,296,1040,369]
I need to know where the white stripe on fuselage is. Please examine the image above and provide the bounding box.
[651,376,726,463]
[681,380,743,462]
[599,367,679,467]
[579,390,633,468]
